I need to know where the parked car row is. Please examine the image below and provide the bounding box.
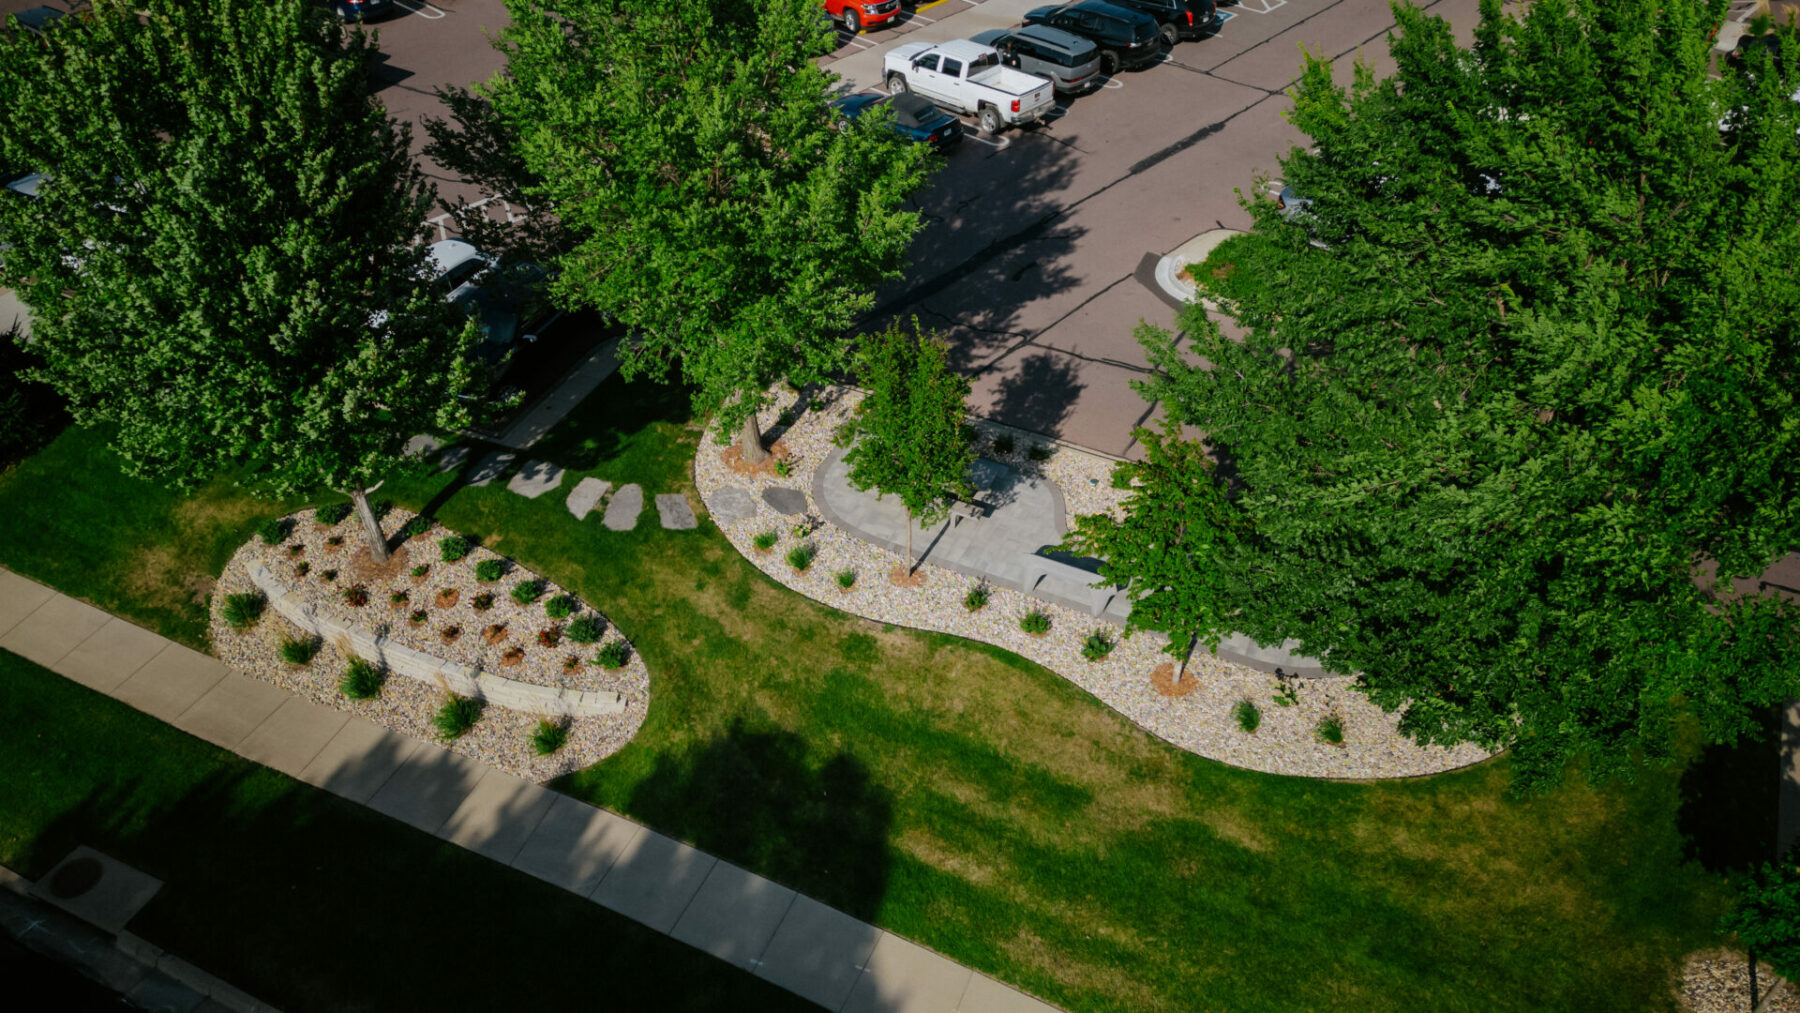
[851,0,1223,140]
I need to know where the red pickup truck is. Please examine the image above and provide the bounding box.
[825,0,902,34]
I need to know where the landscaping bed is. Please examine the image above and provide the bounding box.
[208,504,648,782]
[695,383,1492,780]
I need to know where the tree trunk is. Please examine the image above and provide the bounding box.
[350,485,390,563]
[740,413,768,465]
[905,506,915,574]
[1754,976,1786,1013]
[1176,634,1198,682]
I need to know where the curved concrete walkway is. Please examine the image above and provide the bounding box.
[0,567,1059,1013]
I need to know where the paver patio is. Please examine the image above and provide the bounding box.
[0,567,1062,1012]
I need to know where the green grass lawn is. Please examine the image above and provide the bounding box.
[0,650,810,1012]
[0,373,1768,1011]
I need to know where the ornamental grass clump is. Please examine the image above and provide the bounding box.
[434,695,484,740]
[752,531,779,552]
[963,584,990,611]
[594,641,629,670]
[475,558,506,582]
[314,502,352,526]
[1080,630,1114,661]
[566,615,604,644]
[531,719,570,756]
[399,515,430,540]
[472,592,495,611]
[278,635,318,666]
[1235,699,1261,734]
[221,592,265,629]
[786,544,815,572]
[511,579,544,605]
[257,517,289,546]
[1317,714,1345,746]
[341,584,370,608]
[544,594,577,620]
[835,569,857,590]
[339,657,383,700]
[438,535,471,562]
[1019,610,1051,635]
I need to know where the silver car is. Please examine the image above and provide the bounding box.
[969,25,1103,96]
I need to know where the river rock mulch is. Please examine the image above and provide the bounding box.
[694,383,1493,780]
[1681,948,1800,1013]
[209,505,648,782]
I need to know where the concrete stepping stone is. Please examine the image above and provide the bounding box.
[566,477,612,520]
[506,458,564,499]
[710,486,757,524]
[467,451,516,487]
[435,446,470,473]
[404,434,442,458]
[602,483,643,531]
[763,487,808,516]
[656,494,696,530]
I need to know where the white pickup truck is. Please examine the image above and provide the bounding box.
[882,40,1056,134]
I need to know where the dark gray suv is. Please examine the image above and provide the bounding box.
[970,25,1104,95]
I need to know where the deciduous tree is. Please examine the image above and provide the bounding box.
[844,323,973,573]
[1106,0,1800,786]
[488,0,931,462]
[0,0,479,562]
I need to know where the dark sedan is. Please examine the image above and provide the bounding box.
[322,0,397,22]
[832,92,965,150]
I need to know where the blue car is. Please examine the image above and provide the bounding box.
[832,92,964,150]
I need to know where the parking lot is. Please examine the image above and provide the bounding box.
[2,0,1484,457]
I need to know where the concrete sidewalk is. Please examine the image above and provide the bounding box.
[0,567,1058,1013]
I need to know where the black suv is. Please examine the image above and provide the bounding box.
[1107,0,1220,47]
[1023,0,1162,74]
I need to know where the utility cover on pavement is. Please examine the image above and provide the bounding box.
[507,459,564,499]
[762,487,808,516]
[31,847,163,934]
[566,477,611,520]
[603,484,643,531]
[467,451,517,487]
[656,494,697,530]
[709,486,757,524]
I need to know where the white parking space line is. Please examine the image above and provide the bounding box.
[1233,0,1287,13]
[902,10,939,23]
[837,33,876,49]
[393,0,447,18]
[1101,75,1125,90]
[965,132,1011,150]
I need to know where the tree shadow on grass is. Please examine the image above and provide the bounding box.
[621,720,893,921]
[1677,707,1780,873]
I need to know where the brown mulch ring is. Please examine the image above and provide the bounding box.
[435,588,460,609]
[482,623,508,646]
[345,543,412,585]
[1150,662,1199,698]
[722,438,791,478]
[888,565,928,589]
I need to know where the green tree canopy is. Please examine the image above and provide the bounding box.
[1724,847,1800,1010]
[844,322,974,571]
[0,0,478,559]
[487,0,932,460]
[1114,0,1800,786]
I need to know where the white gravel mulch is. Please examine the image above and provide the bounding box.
[1681,949,1800,1013]
[694,384,1495,781]
[209,505,648,783]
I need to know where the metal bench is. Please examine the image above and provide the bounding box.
[946,496,991,527]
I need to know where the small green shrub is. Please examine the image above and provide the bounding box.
[544,594,577,620]
[752,530,779,551]
[835,569,857,589]
[321,568,338,582]
[439,535,471,562]
[314,502,352,525]
[510,579,544,605]
[408,608,428,625]
[1317,714,1345,745]
[400,515,430,540]
[1273,681,1299,707]
[566,615,604,644]
[774,457,794,477]
[531,719,569,756]
[594,641,630,670]
[808,397,827,412]
[221,592,265,629]
[991,433,1015,455]
[434,695,484,740]
[326,535,344,548]
[964,584,990,611]
[475,559,505,582]
[1235,699,1261,733]
[1027,443,1051,462]
[257,518,289,546]
[339,657,383,700]
[277,635,317,666]
[472,592,495,611]
[1020,610,1051,635]
[293,561,310,578]
[786,544,815,572]
[831,422,857,448]
[1080,630,1114,661]
[341,585,370,608]
[389,590,408,606]
[409,563,429,578]
[537,626,562,648]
